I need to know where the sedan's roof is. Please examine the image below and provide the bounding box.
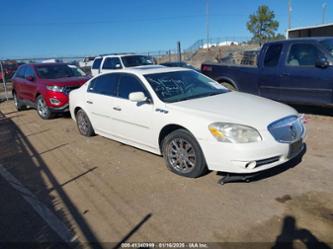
[122,65,191,75]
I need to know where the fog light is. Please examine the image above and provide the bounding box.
[245,161,257,169]
[50,98,61,105]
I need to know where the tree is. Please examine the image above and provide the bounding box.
[247,5,279,45]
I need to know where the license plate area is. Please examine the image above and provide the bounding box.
[288,139,303,158]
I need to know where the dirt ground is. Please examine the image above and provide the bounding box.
[0,100,332,249]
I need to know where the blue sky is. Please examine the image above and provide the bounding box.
[0,0,332,59]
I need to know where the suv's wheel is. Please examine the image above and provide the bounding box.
[162,129,207,178]
[13,92,25,111]
[36,95,53,119]
[76,109,95,137]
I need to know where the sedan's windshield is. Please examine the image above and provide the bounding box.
[36,64,79,79]
[144,70,228,103]
[122,55,154,67]
[320,39,333,56]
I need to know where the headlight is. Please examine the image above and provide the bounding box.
[46,85,65,92]
[208,122,262,143]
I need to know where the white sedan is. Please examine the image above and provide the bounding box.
[69,66,305,178]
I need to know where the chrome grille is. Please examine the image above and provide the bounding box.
[268,116,304,143]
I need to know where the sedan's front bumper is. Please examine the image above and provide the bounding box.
[199,130,305,174]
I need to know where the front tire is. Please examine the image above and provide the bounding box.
[36,95,53,119]
[162,129,207,178]
[76,109,95,137]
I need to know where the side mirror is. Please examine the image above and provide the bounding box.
[114,64,122,69]
[26,76,34,81]
[129,92,147,102]
[315,57,330,69]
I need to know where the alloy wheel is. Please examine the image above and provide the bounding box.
[37,97,48,118]
[166,138,196,174]
[77,112,89,135]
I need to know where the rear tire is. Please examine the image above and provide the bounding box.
[36,95,53,119]
[13,92,25,111]
[76,109,95,137]
[162,129,207,178]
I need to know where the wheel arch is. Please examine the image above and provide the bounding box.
[158,124,194,153]
[216,77,239,90]
[34,92,42,101]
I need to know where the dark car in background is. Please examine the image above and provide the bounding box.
[202,37,333,107]
[160,61,199,71]
[12,63,90,119]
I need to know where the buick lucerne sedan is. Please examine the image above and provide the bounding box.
[69,66,306,178]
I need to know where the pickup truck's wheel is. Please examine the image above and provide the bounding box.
[219,81,237,91]
[162,129,207,178]
[76,109,95,137]
[13,92,25,111]
[36,95,53,119]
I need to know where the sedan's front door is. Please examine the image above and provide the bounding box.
[111,73,156,148]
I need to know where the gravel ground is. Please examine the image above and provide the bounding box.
[0,100,332,249]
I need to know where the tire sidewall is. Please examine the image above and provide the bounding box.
[36,95,52,119]
[76,109,94,136]
[162,129,207,178]
[13,92,23,111]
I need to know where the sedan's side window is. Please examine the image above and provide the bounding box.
[287,44,324,66]
[118,74,148,99]
[88,74,119,96]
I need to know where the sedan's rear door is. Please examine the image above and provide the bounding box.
[85,73,119,134]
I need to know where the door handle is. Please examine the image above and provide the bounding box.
[87,100,93,104]
[113,107,122,111]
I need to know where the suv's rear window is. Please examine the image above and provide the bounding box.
[35,64,77,79]
[122,55,154,67]
[92,58,102,69]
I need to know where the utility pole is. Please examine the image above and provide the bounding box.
[177,41,182,62]
[322,2,327,24]
[0,61,8,101]
[205,0,210,49]
[288,0,292,30]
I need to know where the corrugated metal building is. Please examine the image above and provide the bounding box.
[288,23,333,38]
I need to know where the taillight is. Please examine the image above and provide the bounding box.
[202,66,212,72]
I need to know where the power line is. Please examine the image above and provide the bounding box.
[0,14,233,27]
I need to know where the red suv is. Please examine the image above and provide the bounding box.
[12,63,90,119]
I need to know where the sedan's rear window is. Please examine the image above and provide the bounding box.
[35,64,77,79]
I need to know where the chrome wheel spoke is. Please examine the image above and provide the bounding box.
[167,137,196,174]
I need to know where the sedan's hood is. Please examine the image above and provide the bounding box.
[167,92,298,130]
